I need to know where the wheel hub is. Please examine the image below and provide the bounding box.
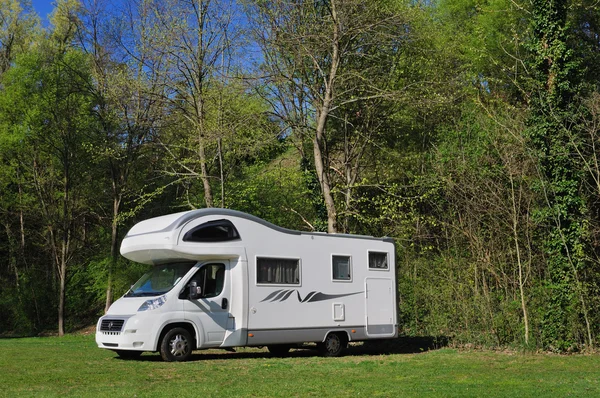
[326,336,340,352]
[170,334,188,357]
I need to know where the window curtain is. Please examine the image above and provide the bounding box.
[369,252,388,269]
[258,258,299,284]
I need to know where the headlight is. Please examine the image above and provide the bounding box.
[138,295,167,312]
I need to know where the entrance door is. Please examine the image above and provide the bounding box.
[182,261,231,347]
[365,277,395,337]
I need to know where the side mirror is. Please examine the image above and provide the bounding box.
[189,281,201,300]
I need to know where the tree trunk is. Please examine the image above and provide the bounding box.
[17,176,25,249]
[510,175,529,345]
[312,0,341,234]
[58,224,68,337]
[58,140,72,337]
[4,223,19,287]
[58,250,67,337]
[198,136,213,208]
[313,129,337,233]
[217,137,224,208]
[341,114,367,234]
[58,165,70,337]
[105,196,120,313]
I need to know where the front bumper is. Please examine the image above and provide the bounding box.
[95,314,155,351]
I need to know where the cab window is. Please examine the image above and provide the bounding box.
[184,264,225,298]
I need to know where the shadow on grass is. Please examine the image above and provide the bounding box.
[355,335,450,355]
[123,335,450,362]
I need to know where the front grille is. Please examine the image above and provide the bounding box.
[100,319,125,332]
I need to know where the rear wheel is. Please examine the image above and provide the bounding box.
[115,350,142,360]
[267,344,291,356]
[160,327,193,362]
[318,333,347,357]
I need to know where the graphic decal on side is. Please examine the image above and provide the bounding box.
[260,289,363,303]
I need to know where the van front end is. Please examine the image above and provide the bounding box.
[96,261,199,360]
[96,295,180,356]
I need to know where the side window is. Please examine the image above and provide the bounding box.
[368,251,388,270]
[257,257,300,285]
[187,264,225,298]
[182,219,240,242]
[332,255,352,281]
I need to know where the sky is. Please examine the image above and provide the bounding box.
[31,0,55,23]
[27,0,262,70]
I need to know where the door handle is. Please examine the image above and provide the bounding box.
[221,298,228,310]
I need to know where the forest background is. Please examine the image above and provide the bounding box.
[1,0,600,352]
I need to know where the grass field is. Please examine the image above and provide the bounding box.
[0,335,598,397]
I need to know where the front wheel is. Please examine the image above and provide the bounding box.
[160,327,193,362]
[318,333,347,357]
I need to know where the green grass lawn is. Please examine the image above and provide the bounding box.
[0,335,598,397]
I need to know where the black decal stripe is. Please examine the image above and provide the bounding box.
[307,291,363,302]
[264,290,364,304]
[279,290,295,302]
[271,290,291,302]
[301,291,317,303]
[260,290,284,302]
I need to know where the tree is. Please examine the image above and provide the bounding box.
[0,0,39,331]
[76,0,168,311]
[526,0,592,350]
[0,0,39,76]
[128,0,242,209]
[0,0,98,335]
[249,0,409,233]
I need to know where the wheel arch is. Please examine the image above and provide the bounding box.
[155,321,201,351]
[321,329,350,344]
[318,330,349,357]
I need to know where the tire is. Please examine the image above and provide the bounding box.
[115,350,142,360]
[267,344,291,356]
[160,327,194,362]
[318,333,347,357]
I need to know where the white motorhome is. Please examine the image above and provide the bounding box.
[96,209,397,361]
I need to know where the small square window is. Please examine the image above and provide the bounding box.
[368,252,388,270]
[332,255,351,281]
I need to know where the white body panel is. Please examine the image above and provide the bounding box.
[96,209,397,354]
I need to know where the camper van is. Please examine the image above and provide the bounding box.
[96,209,397,361]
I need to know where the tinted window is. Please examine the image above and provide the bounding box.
[185,263,225,298]
[183,219,240,242]
[368,252,388,270]
[332,255,351,280]
[257,257,300,284]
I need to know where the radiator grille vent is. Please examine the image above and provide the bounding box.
[100,319,125,332]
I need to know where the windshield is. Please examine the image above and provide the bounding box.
[125,262,196,297]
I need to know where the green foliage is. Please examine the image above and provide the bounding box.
[81,256,151,308]
[525,0,592,351]
[0,32,101,334]
[1,0,600,352]
[225,146,320,230]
